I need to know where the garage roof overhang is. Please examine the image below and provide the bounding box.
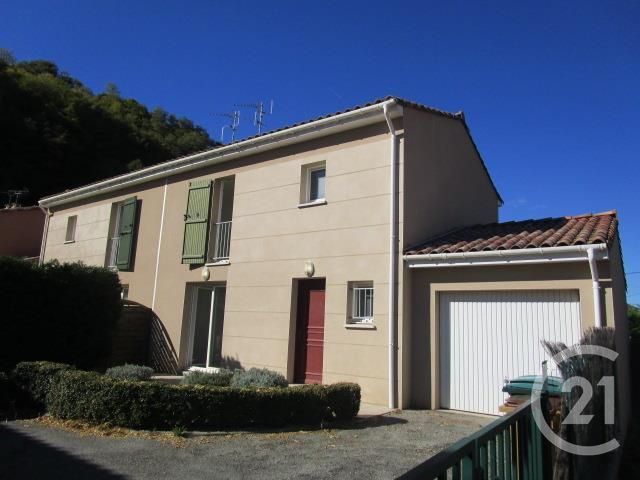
[403,243,609,269]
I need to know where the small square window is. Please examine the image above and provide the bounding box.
[65,215,77,243]
[349,282,374,324]
[300,162,326,205]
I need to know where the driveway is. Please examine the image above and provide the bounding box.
[0,411,491,480]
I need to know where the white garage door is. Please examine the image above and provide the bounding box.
[439,290,582,415]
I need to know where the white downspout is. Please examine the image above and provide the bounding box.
[587,247,603,328]
[383,102,398,409]
[38,207,50,265]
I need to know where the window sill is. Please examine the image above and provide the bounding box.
[64,240,75,244]
[298,199,327,209]
[205,260,230,267]
[344,323,376,330]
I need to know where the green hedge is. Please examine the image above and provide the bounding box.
[326,383,361,420]
[12,361,76,411]
[46,369,359,429]
[0,258,122,371]
[0,371,17,414]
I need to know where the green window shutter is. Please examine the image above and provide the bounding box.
[116,197,138,270]
[181,180,212,264]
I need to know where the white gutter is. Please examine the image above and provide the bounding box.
[404,243,608,328]
[587,248,603,328]
[38,207,50,265]
[404,243,608,268]
[383,101,401,409]
[39,100,400,208]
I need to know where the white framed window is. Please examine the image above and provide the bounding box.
[65,215,77,243]
[349,282,374,324]
[299,162,326,206]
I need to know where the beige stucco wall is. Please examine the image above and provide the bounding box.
[399,108,501,407]
[607,237,631,441]
[41,108,506,407]
[44,203,112,266]
[406,259,624,409]
[402,108,500,248]
[43,121,404,406]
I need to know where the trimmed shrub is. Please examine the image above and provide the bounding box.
[0,258,122,371]
[48,370,360,429]
[230,368,288,388]
[181,370,233,387]
[106,364,154,381]
[0,371,17,414]
[326,383,361,420]
[12,361,75,410]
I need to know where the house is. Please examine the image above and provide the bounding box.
[0,205,46,261]
[38,97,628,417]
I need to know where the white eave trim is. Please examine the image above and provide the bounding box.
[39,99,401,208]
[404,243,609,268]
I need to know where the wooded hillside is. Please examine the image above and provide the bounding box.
[0,51,216,205]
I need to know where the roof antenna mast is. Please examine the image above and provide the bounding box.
[215,110,241,143]
[1,188,29,208]
[236,100,274,134]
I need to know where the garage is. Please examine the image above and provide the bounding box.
[438,290,582,415]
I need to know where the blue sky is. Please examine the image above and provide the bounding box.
[3,1,639,302]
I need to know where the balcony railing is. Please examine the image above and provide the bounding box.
[211,221,231,262]
[107,236,120,268]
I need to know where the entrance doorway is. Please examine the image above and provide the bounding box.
[188,285,226,368]
[294,279,326,384]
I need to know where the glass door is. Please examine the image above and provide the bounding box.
[189,285,226,368]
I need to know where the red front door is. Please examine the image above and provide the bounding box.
[294,279,325,384]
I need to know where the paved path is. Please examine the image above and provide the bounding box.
[0,411,491,479]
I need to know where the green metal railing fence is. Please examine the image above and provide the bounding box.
[398,398,549,480]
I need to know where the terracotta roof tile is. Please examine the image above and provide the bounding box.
[405,211,618,255]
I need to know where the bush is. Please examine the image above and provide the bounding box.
[181,370,233,387]
[230,368,288,388]
[0,371,17,414]
[48,370,360,429]
[326,383,361,420]
[106,364,154,381]
[0,258,122,371]
[12,361,75,410]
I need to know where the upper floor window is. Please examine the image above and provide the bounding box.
[65,215,77,243]
[299,162,326,206]
[181,176,235,265]
[105,197,138,271]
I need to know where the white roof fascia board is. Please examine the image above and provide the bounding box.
[404,243,609,269]
[40,100,401,208]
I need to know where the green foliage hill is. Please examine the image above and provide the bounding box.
[0,50,216,204]
[630,303,640,338]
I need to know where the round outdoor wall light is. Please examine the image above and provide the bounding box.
[304,261,315,278]
[201,265,210,281]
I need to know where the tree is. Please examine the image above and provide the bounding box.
[105,82,120,97]
[0,54,217,204]
[0,48,16,66]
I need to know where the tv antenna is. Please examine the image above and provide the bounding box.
[235,100,274,134]
[215,110,241,143]
[2,188,29,208]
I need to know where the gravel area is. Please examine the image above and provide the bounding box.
[0,411,491,480]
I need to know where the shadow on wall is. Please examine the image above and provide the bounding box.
[149,313,178,374]
[219,355,243,370]
[0,424,126,480]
